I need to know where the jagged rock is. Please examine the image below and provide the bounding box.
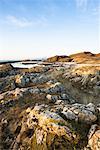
[0,76,15,93]
[62,103,97,123]
[63,109,77,120]
[29,73,39,81]
[29,88,40,94]
[8,104,79,150]
[88,125,100,150]
[96,81,100,86]
[0,87,30,108]
[60,93,75,104]
[0,64,13,77]
[15,74,30,87]
[28,66,49,73]
[31,75,49,84]
[46,94,59,103]
[44,82,66,94]
[55,100,64,105]
[91,76,98,84]
[0,54,100,150]
[86,103,96,113]
[13,88,29,98]
[72,76,82,82]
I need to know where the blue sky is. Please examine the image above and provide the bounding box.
[0,0,100,60]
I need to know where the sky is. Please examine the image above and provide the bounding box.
[0,0,100,60]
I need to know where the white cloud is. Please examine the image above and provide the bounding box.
[75,0,88,10]
[6,15,48,28]
[7,15,33,27]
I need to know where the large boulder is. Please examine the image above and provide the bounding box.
[9,104,79,150]
[0,101,99,150]
[88,124,100,150]
[0,64,13,77]
[15,74,30,87]
[61,103,97,124]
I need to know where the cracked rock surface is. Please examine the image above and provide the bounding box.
[0,60,100,150]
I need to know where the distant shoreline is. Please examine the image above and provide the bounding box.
[0,60,22,64]
[0,59,43,64]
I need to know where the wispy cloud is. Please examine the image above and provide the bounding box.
[6,15,48,28]
[6,15,33,27]
[75,0,89,10]
[92,6,100,15]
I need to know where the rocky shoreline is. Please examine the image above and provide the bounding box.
[0,52,100,150]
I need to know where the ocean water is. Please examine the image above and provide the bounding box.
[12,63,38,68]
[11,61,42,68]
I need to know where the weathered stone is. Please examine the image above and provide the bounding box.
[62,103,97,123]
[88,125,100,150]
[91,76,98,84]
[0,54,100,150]
[96,81,100,86]
[46,94,59,103]
[62,109,77,120]
[0,64,13,77]
[15,75,26,87]
[55,100,64,105]
[8,104,78,149]
[86,103,96,113]
[0,94,4,100]
[29,88,40,94]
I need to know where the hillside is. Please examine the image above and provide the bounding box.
[46,52,100,64]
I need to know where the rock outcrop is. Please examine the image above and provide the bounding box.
[46,55,73,62]
[88,124,100,150]
[70,52,100,64]
[61,103,97,124]
[46,52,100,64]
[0,52,100,150]
[0,101,100,150]
[0,64,14,77]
